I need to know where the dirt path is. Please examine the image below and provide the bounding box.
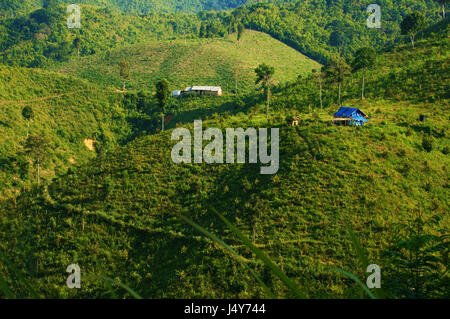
[83,138,96,151]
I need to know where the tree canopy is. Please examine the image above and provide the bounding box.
[401,12,427,48]
[351,47,377,73]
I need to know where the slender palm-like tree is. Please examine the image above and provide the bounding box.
[255,63,275,120]
[351,47,377,100]
[237,23,245,44]
[119,58,130,91]
[73,37,81,57]
[434,0,448,19]
[25,133,51,186]
[156,79,170,132]
[401,12,426,49]
[22,106,34,138]
[311,69,324,108]
[323,57,351,106]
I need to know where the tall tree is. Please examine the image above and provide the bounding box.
[24,133,51,186]
[255,63,275,120]
[22,106,34,138]
[119,58,130,91]
[323,57,351,106]
[228,16,236,35]
[156,79,170,132]
[73,37,81,57]
[434,0,448,19]
[401,12,426,49]
[237,23,245,44]
[199,22,206,38]
[351,47,377,100]
[233,68,239,94]
[311,69,324,108]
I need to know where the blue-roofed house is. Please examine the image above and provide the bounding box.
[333,107,368,126]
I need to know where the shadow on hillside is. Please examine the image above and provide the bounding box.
[397,122,445,138]
[0,120,11,128]
[125,225,214,298]
[166,94,262,129]
[123,116,159,143]
[196,124,317,234]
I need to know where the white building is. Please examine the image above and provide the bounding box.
[183,86,223,96]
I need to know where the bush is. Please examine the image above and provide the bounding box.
[422,137,433,152]
[442,146,449,155]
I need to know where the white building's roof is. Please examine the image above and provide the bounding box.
[184,86,222,92]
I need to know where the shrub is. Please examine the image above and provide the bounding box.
[381,215,449,299]
[442,146,449,155]
[422,137,433,152]
[397,149,407,157]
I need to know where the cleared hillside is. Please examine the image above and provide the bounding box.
[51,30,321,93]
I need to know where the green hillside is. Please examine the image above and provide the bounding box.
[0,65,164,197]
[0,27,448,299]
[52,30,320,92]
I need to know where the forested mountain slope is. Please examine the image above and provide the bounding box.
[1,1,446,68]
[231,0,444,63]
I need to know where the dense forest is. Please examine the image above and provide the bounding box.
[0,0,250,15]
[0,5,203,67]
[217,1,444,63]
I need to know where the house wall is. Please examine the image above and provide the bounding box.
[193,90,221,96]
